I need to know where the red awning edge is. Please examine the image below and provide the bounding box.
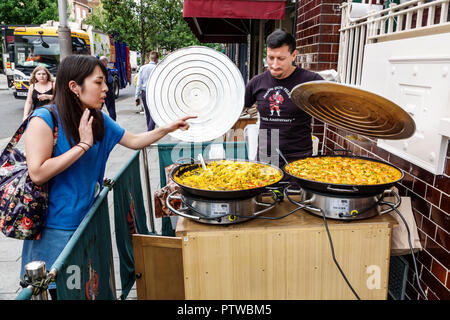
[183,0,285,20]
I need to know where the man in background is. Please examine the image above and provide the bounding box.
[99,56,117,121]
[135,51,159,131]
[244,29,323,166]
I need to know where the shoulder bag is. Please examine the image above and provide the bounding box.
[0,107,58,240]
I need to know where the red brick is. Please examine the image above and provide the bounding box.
[320,14,342,24]
[431,259,447,285]
[305,25,320,37]
[333,25,341,34]
[318,53,338,63]
[320,24,336,34]
[445,158,450,176]
[421,267,450,300]
[421,216,437,239]
[304,6,321,21]
[425,237,450,270]
[405,281,420,300]
[413,179,427,198]
[436,227,450,252]
[409,163,435,185]
[371,145,389,161]
[426,186,441,207]
[435,175,450,195]
[320,3,339,15]
[447,270,450,290]
[300,18,316,30]
[400,172,414,190]
[441,193,450,215]
[321,0,344,4]
[318,33,340,43]
[430,206,450,233]
[417,248,432,270]
[331,44,340,53]
[410,192,431,216]
[318,43,332,53]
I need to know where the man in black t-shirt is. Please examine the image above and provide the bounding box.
[244,29,323,166]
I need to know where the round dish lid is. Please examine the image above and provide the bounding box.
[290,81,416,140]
[146,46,245,142]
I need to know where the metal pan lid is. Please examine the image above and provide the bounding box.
[146,46,245,142]
[290,81,416,140]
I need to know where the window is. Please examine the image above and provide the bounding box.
[71,36,89,55]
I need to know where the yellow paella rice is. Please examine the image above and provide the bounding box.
[173,160,282,191]
[285,156,402,185]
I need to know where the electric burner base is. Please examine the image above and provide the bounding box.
[285,187,401,221]
[166,190,281,225]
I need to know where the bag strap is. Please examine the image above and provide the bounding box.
[3,106,59,153]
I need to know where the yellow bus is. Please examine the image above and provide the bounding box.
[13,26,90,98]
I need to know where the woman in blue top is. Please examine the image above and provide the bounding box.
[21,55,194,299]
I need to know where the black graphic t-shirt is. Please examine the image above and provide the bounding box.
[245,67,323,163]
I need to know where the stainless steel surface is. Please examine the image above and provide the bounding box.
[166,190,278,224]
[285,187,401,220]
[24,261,48,300]
[290,81,416,140]
[146,46,245,142]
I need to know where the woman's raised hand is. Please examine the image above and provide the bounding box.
[78,108,94,146]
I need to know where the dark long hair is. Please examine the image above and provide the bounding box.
[53,55,106,147]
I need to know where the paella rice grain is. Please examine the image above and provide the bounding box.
[174,160,283,191]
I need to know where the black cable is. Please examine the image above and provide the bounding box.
[378,201,428,300]
[319,208,361,300]
[182,205,300,221]
[236,206,302,220]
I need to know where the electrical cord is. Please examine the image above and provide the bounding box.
[236,206,302,220]
[378,201,428,300]
[282,187,360,299]
[319,207,361,300]
[180,203,300,221]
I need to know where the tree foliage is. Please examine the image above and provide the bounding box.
[85,0,214,62]
[0,0,59,25]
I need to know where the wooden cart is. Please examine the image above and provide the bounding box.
[132,197,397,300]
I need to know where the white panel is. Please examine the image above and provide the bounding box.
[361,33,450,174]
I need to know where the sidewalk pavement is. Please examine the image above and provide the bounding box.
[0,87,179,300]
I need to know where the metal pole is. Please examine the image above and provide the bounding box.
[141,148,156,233]
[109,247,117,299]
[24,261,48,300]
[258,20,264,74]
[57,0,72,60]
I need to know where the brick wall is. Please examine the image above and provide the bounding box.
[295,0,341,72]
[296,0,450,300]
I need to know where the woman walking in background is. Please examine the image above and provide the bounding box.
[22,65,55,121]
[21,55,194,299]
